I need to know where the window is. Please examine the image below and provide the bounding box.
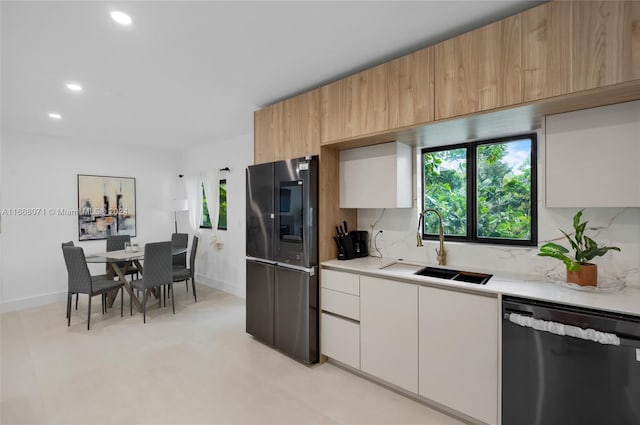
[200,185,211,229]
[421,134,537,246]
[217,179,227,230]
[200,180,227,230]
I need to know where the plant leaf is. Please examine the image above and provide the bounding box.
[559,230,579,254]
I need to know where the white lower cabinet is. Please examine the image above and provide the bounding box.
[360,276,418,393]
[320,269,361,369]
[418,286,498,425]
[321,312,360,369]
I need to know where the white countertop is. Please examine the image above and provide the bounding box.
[321,257,640,317]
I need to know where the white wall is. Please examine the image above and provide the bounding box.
[0,133,178,311]
[178,133,253,298]
[358,110,640,288]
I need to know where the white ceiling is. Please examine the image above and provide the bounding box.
[1,1,544,151]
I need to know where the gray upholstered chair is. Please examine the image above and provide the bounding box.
[62,246,124,330]
[171,232,189,286]
[172,235,199,302]
[61,241,80,314]
[129,241,174,323]
[106,234,139,279]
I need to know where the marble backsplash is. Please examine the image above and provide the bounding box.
[358,206,640,288]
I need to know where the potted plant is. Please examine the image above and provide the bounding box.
[537,210,620,286]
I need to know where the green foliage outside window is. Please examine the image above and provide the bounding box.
[201,186,211,228]
[423,148,467,236]
[200,180,227,230]
[476,141,531,240]
[422,136,535,245]
[218,180,227,230]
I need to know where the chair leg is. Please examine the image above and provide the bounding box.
[170,283,175,314]
[67,293,72,325]
[143,291,147,324]
[75,293,79,310]
[130,289,133,316]
[120,287,124,317]
[192,278,197,303]
[87,296,92,331]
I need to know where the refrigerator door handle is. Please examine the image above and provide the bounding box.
[246,256,278,266]
[276,262,315,276]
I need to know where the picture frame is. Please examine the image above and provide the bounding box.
[77,174,136,240]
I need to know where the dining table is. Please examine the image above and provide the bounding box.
[85,246,187,312]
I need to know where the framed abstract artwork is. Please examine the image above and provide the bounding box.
[77,174,136,240]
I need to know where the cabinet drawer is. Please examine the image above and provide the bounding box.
[321,312,360,369]
[321,269,359,296]
[321,288,360,320]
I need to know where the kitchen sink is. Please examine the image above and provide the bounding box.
[379,262,424,274]
[414,266,492,285]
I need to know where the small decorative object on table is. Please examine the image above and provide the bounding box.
[537,210,620,286]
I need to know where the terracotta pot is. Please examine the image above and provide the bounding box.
[567,263,597,286]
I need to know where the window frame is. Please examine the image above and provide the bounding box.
[217,179,227,231]
[199,180,228,230]
[421,133,537,247]
[200,184,211,229]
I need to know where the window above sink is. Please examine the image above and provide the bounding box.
[420,133,537,247]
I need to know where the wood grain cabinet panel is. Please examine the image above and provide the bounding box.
[435,31,479,119]
[283,89,321,159]
[254,102,284,164]
[572,1,640,92]
[478,14,522,110]
[397,47,434,127]
[521,1,572,102]
[320,47,433,144]
[254,90,320,164]
[435,17,521,120]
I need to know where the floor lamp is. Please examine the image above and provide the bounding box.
[172,199,188,233]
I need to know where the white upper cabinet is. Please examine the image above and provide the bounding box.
[545,100,640,207]
[339,141,413,208]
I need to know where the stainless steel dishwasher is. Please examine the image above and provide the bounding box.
[502,296,640,425]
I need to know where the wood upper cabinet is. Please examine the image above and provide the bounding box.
[435,31,479,119]
[435,14,521,119]
[479,15,522,110]
[572,1,640,92]
[523,0,639,102]
[320,47,433,144]
[522,1,572,102]
[254,89,320,164]
[254,101,284,164]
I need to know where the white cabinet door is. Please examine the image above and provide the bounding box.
[339,141,413,208]
[418,286,498,425]
[321,269,360,296]
[321,313,360,369]
[360,276,418,393]
[545,100,640,207]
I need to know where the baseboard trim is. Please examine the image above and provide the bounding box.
[1,276,245,313]
[195,274,245,298]
[1,291,67,313]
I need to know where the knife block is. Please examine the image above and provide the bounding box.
[337,231,368,260]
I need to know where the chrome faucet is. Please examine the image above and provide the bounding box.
[417,208,447,266]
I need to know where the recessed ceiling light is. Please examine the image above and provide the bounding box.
[48,113,62,120]
[65,82,83,92]
[110,11,132,26]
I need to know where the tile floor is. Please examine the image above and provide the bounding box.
[1,285,465,425]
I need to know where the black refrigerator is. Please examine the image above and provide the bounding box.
[245,155,319,364]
